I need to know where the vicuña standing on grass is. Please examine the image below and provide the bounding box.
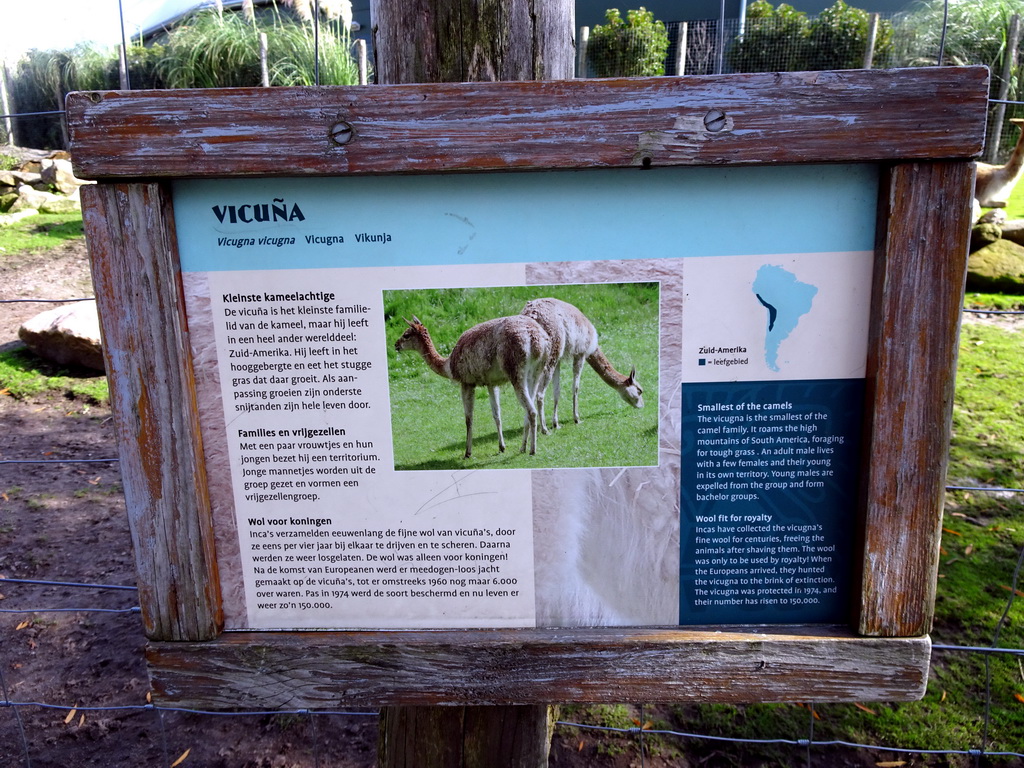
[976,118,1024,208]
[394,315,552,458]
[521,297,643,432]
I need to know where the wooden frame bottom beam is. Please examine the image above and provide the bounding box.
[148,626,930,708]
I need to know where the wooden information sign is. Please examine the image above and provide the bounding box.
[67,67,988,709]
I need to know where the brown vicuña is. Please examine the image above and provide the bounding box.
[976,118,1024,208]
[394,314,552,458]
[521,297,643,432]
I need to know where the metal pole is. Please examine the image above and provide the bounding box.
[117,0,131,89]
[863,13,879,69]
[987,13,1022,162]
[0,60,15,146]
[715,0,726,74]
[260,32,270,87]
[577,26,589,78]
[355,39,368,85]
[675,22,688,76]
[937,0,949,66]
[314,0,321,86]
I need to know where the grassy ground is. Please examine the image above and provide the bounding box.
[384,283,660,471]
[0,347,108,405]
[0,212,84,254]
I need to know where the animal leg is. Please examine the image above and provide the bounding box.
[513,382,538,455]
[536,371,549,436]
[461,384,476,458]
[550,361,562,430]
[488,385,505,453]
[572,355,585,423]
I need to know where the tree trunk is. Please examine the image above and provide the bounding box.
[370,0,575,84]
[369,1,574,765]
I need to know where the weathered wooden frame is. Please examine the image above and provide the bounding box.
[67,67,987,708]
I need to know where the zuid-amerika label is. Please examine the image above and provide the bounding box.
[173,165,878,630]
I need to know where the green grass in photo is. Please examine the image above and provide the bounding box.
[384,283,659,471]
[0,212,84,254]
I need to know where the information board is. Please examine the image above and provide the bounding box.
[67,69,987,707]
[173,165,876,630]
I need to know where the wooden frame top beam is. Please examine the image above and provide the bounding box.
[68,68,988,180]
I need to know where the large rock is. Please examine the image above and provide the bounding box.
[18,300,105,371]
[40,195,81,214]
[40,158,93,196]
[970,222,1002,252]
[966,238,1024,294]
[0,169,43,188]
[9,184,54,212]
[999,219,1024,247]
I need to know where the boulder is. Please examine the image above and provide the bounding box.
[966,238,1024,294]
[999,219,1024,247]
[9,184,63,213]
[0,170,43,187]
[970,222,1002,252]
[18,301,105,371]
[40,195,81,214]
[40,158,92,196]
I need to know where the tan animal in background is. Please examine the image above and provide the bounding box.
[521,297,643,432]
[976,118,1024,208]
[394,314,551,457]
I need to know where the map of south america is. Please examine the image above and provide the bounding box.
[752,265,818,372]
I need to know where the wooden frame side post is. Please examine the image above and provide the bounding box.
[858,160,975,637]
[81,182,223,642]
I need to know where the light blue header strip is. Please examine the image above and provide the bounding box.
[173,165,878,273]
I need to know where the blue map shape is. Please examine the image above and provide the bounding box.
[752,265,818,372]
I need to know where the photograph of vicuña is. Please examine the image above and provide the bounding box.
[384,283,660,471]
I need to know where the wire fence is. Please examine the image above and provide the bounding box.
[2,2,1024,767]
[578,8,1024,164]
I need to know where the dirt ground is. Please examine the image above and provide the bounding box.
[4,239,1003,767]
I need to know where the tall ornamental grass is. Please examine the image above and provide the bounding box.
[160,8,360,88]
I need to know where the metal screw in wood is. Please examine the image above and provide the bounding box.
[704,109,727,132]
[329,121,354,145]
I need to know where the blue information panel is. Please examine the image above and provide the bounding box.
[680,379,864,624]
[172,164,877,630]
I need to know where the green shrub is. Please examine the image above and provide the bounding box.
[806,0,893,70]
[729,0,893,73]
[728,1,811,72]
[588,7,670,77]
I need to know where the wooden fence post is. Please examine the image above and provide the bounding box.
[368,1,573,764]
